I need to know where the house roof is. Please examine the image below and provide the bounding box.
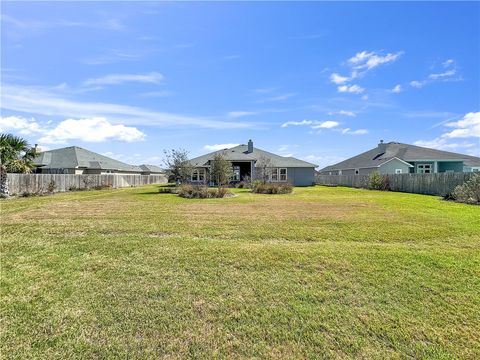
[189,143,317,168]
[139,164,164,173]
[34,146,143,172]
[320,142,480,171]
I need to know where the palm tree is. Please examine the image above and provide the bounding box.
[0,134,39,197]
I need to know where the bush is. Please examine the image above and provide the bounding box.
[158,186,176,194]
[47,180,56,193]
[451,174,480,204]
[92,184,112,190]
[368,172,390,191]
[252,182,293,194]
[177,184,232,199]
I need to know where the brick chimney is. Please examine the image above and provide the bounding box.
[247,139,253,153]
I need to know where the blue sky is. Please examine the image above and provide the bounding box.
[1,1,479,168]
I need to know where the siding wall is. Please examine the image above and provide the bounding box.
[438,161,464,172]
[6,173,167,195]
[379,159,411,174]
[286,167,315,186]
[316,172,474,196]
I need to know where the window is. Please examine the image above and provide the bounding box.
[395,169,402,174]
[339,170,343,175]
[279,168,287,181]
[191,169,206,182]
[417,164,432,174]
[232,166,240,181]
[270,168,279,181]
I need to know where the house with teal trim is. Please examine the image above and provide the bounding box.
[318,141,480,175]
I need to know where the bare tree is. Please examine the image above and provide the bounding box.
[254,155,273,184]
[209,152,233,186]
[163,148,194,183]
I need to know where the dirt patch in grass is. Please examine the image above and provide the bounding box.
[179,199,374,221]
[2,199,130,223]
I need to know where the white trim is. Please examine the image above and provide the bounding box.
[379,157,414,168]
[267,167,288,182]
[191,168,206,182]
[416,163,432,174]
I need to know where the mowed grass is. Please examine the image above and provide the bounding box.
[1,185,479,359]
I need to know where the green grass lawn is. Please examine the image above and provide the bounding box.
[1,185,479,359]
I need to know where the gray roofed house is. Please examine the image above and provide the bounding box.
[139,164,165,175]
[319,141,480,175]
[189,140,317,186]
[34,146,164,175]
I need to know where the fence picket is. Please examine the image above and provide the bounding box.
[6,174,167,196]
[316,173,473,196]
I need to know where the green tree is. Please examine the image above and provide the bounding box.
[163,148,194,183]
[0,134,39,197]
[209,152,233,186]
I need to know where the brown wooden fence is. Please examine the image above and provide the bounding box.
[316,173,475,196]
[6,173,167,196]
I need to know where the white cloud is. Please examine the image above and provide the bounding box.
[303,154,346,169]
[340,128,369,135]
[38,117,145,144]
[391,84,402,93]
[428,69,456,80]
[410,80,426,88]
[203,143,239,151]
[259,93,296,102]
[83,72,164,86]
[139,91,174,98]
[1,14,125,32]
[0,115,43,135]
[227,111,257,118]
[311,120,339,129]
[413,138,476,152]
[443,112,480,138]
[1,84,250,129]
[361,95,369,101]
[443,59,454,68]
[253,87,276,94]
[328,50,402,94]
[410,59,460,89]
[223,55,240,60]
[330,73,350,84]
[338,84,364,94]
[281,120,313,128]
[348,51,403,70]
[339,110,356,117]
[414,112,480,155]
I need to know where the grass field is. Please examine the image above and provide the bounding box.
[1,185,479,359]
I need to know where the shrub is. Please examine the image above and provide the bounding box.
[451,174,480,204]
[92,184,112,190]
[368,172,390,191]
[236,176,252,189]
[252,182,293,194]
[177,184,232,199]
[159,186,175,194]
[47,180,56,193]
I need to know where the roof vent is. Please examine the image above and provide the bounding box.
[247,139,253,153]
